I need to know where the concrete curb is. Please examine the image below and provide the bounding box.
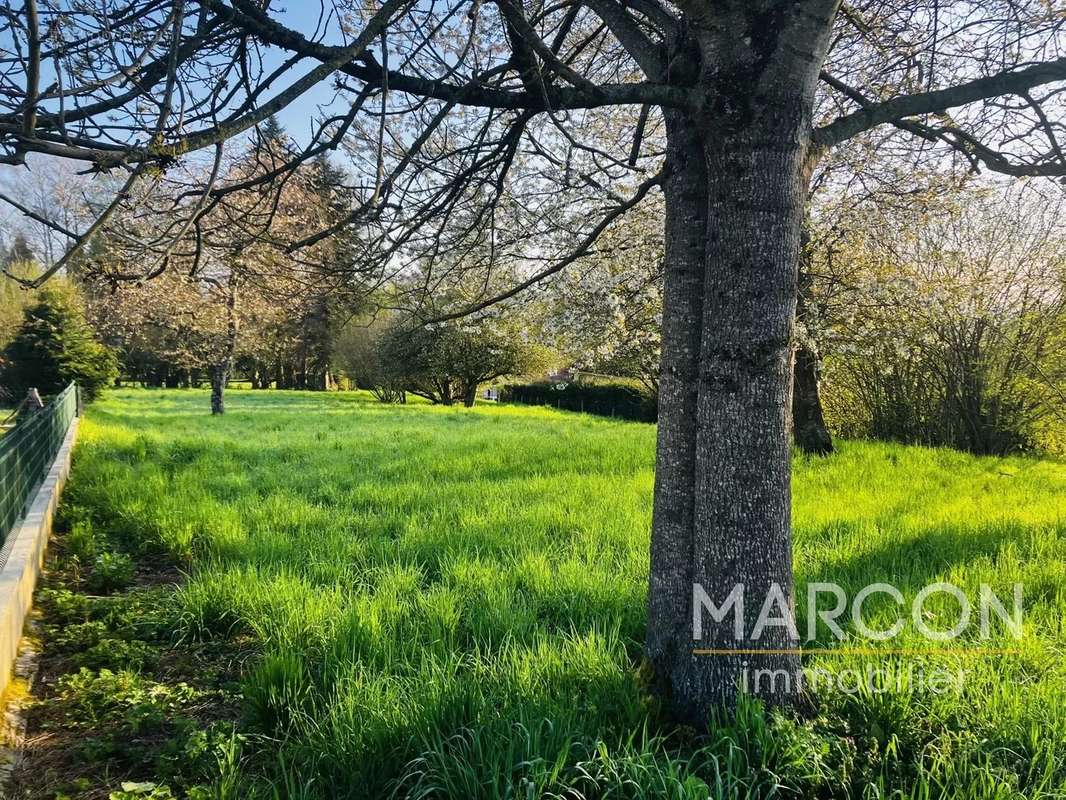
[0,418,78,699]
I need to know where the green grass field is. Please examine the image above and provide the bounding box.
[14,389,1066,799]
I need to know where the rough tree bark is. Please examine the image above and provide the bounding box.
[647,109,708,724]
[646,4,836,724]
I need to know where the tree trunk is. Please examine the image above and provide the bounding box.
[645,8,835,724]
[211,274,240,416]
[296,354,308,390]
[462,383,478,407]
[792,343,833,455]
[648,120,807,720]
[792,245,833,455]
[439,379,454,405]
[646,110,709,724]
[210,365,227,415]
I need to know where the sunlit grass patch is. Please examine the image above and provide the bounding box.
[44,388,1066,797]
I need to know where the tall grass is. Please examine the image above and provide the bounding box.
[61,389,1066,798]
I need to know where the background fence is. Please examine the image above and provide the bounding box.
[0,383,78,544]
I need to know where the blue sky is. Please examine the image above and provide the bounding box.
[258,4,353,145]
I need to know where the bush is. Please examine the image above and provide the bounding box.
[501,381,657,422]
[0,285,117,401]
[332,319,407,403]
[817,188,1066,455]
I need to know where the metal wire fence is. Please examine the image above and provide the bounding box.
[0,383,78,545]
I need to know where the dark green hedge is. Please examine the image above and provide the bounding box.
[501,382,657,422]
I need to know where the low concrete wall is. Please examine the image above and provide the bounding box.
[0,419,78,699]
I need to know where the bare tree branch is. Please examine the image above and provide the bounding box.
[425,168,664,322]
[815,57,1066,149]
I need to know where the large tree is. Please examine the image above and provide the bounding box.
[83,119,360,411]
[1,0,1064,723]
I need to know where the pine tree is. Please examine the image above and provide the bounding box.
[0,285,117,401]
[255,115,289,159]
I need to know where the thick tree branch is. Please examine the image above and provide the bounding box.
[0,0,408,169]
[22,0,40,138]
[814,57,1066,148]
[584,0,665,78]
[132,0,413,167]
[496,0,601,94]
[204,0,688,111]
[818,71,1066,176]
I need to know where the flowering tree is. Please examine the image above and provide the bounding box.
[543,196,664,393]
[87,124,359,411]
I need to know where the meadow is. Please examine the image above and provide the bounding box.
[11,389,1066,799]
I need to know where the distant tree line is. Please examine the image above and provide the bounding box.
[2,156,1063,455]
